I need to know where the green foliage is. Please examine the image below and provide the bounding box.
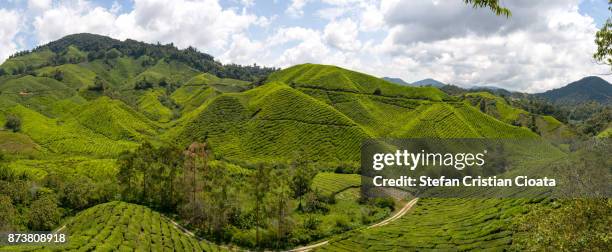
[27,33,277,81]
[0,195,17,231]
[138,89,175,122]
[513,199,611,251]
[594,1,612,69]
[1,201,224,251]
[321,198,534,251]
[27,194,61,231]
[4,114,21,132]
[267,63,448,101]
[312,172,361,197]
[464,0,511,17]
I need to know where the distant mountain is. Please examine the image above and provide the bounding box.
[536,76,612,105]
[411,78,446,88]
[469,85,507,91]
[382,77,410,86]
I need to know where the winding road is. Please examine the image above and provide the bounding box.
[288,197,419,252]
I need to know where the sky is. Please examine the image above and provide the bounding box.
[0,0,610,92]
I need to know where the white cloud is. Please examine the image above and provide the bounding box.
[28,0,52,11]
[324,18,361,51]
[368,0,609,92]
[219,33,266,65]
[359,2,384,31]
[33,1,117,44]
[29,0,261,54]
[1,0,608,93]
[286,0,309,18]
[0,9,22,62]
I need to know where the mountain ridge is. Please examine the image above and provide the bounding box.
[536,76,612,105]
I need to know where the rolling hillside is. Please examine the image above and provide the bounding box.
[0,34,599,251]
[463,92,575,140]
[0,201,227,252]
[537,76,612,105]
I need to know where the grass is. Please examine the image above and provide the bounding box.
[74,96,159,141]
[3,104,138,157]
[312,172,361,197]
[0,49,55,75]
[6,157,118,181]
[36,64,97,90]
[137,89,174,122]
[166,82,369,163]
[0,131,41,155]
[0,201,228,252]
[319,198,541,251]
[267,63,448,101]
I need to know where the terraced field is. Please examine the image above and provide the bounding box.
[0,201,228,252]
[318,198,539,251]
[312,172,361,197]
[4,105,138,156]
[167,82,369,163]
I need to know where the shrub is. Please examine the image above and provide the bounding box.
[373,197,395,211]
[5,115,21,132]
[373,88,382,95]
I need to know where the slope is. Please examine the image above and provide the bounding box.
[537,76,612,105]
[266,63,447,101]
[463,92,575,139]
[2,104,137,156]
[166,81,369,163]
[319,198,540,251]
[0,201,226,252]
[74,96,159,141]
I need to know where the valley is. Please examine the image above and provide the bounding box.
[0,34,610,251]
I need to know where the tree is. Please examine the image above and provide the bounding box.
[267,171,294,248]
[0,195,16,232]
[250,163,271,249]
[373,88,382,95]
[464,0,511,17]
[182,142,209,226]
[28,195,61,231]
[290,159,314,211]
[5,115,21,132]
[594,1,612,70]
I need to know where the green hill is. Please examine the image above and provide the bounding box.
[0,34,596,252]
[2,104,137,156]
[537,76,612,105]
[75,96,159,141]
[320,198,540,251]
[0,201,227,252]
[167,81,369,163]
[267,63,447,101]
[165,65,537,164]
[463,92,575,140]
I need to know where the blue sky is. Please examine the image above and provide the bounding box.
[0,0,610,92]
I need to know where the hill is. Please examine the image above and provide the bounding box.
[411,78,446,87]
[2,33,276,81]
[462,92,575,140]
[0,201,226,252]
[382,77,410,85]
[167,64,536,164]
[266,64,447,101]
[537,76,612,105]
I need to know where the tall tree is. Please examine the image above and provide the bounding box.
[268,170,294,247]
[594,1,612,70]
[250,163,271,249]
[182,142,209,226]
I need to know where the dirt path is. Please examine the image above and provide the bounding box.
[51,198,418,251]
[288,198,419,252]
